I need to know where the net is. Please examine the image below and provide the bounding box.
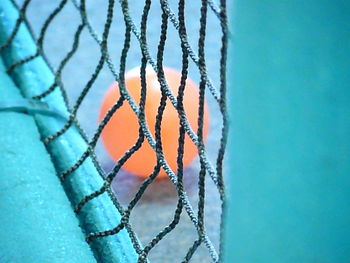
[0,0,228,262]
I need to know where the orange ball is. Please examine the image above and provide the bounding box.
[99,67,210,178]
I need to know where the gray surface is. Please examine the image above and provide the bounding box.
[21,0,224,261]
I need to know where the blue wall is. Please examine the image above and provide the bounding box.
[224,1,350,262]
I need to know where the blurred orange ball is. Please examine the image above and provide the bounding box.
[99,67,210,179]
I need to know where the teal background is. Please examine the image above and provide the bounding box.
[225,0,350,262]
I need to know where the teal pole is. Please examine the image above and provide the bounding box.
[0,58,97,263]
[224,1,350,262]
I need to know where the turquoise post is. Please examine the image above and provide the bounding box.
[0,58,97,263]
[224,1,350,262]
[0,1,138,262]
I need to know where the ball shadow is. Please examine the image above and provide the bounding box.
[103,160,199,205]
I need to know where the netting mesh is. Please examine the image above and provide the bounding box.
[1,0,228,262]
